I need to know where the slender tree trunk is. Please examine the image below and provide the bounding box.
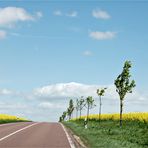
[70,112,72,120]
[80,109,82,119]
[120,99,123,127]
[99,96,102,123]
[76,109,78,119]
[87,105,90,124]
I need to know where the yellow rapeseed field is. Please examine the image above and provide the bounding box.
[0,114,27,123]
[74,112,148,123]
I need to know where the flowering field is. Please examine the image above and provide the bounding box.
[73,112,148,123]
[0,114,28,124]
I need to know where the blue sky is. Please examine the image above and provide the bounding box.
[0,1,148,121]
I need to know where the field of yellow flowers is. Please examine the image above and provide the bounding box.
[0,114,28,124]
[74,112,148,123]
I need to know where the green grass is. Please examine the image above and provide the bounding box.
[63,120,148,148]
[0,119,30,124]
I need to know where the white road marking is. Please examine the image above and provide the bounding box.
[0,122,39,142]
[60,123,76,148]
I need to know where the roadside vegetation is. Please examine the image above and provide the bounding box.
[59,61,148,147]
[0,114,29,124]
[64,114,148,148]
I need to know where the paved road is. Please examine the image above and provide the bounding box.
[0,122,73,148]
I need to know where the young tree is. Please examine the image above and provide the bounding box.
[67,108,71,120]
[96,87,107,123]
[114,61,136,127]
[62,111,67,121]
[75,99,79,119]
[85,96,95,125]
[78,96,85,119]
[67,99,74,120]
[59,116,63,122]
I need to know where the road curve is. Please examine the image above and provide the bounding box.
[0,122,72,148]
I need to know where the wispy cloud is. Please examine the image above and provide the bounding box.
[92,9,111,20]
[0,30,7,39]
[38,102,64,109]
[53,10,78,18]
[66,11,77,17]
[83,50,93,56]
[36,11,43,18]
[0,88,12,95]
[53,10,62,16]
[89,31,117,40]
[0,102,27,109]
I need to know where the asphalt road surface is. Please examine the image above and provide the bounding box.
[0,122,74,148]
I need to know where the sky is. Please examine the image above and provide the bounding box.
[0,0,148,121]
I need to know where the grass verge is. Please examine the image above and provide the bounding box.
[63,120,148,148]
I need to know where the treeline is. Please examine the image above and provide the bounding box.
[59,61,136,127]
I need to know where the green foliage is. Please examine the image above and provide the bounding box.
[62,111,67,121]
[85,96,95,124]
[67,99,74,120]
[76,96,85,118]
[114,61,136,127]
[59,116,63,122]
[114,61,136,100]
[97,88,107,97]
[97,88,107,122]
[86,96,95,110]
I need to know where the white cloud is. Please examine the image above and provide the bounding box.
[38,102,64,109]
[0,102,27,109]
[0,7,34,27]
[0,88,13,95]
[83,50,93,56]
[92,9,110,20]
[53,10,77,17]
[0,30,7,39]
[33,82,115,99]
[53,10,62,16]
[10,32,20,37]
[33,82,148,103]
[90,31,117,40]
[36,11,43,18]
[0,7,42,40]
[66,11,77,17]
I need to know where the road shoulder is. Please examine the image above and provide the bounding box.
[61,123,87,148]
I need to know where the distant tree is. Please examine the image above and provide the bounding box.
[85,96,95,125]
[75,99,79,119]
[67,99,74,120]
[59,116,63,122]
[78,96,85,119]
[114,61,136,127]
[97,88,107,123]
[67,108,71,120]
[62,111,67,121]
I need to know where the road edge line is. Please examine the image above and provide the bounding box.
[0,122,39,142]
[60,123,76,148]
